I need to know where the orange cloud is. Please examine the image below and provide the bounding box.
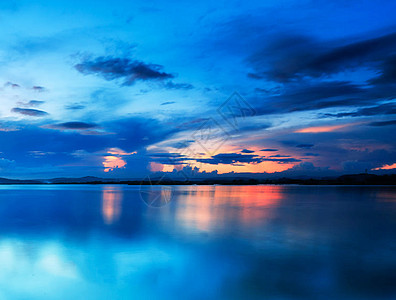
[373,163,396,170]
[103,156,127,172]
[160,160,296,174]
[102,148,137,172]
[150,162,164,172]
[295,124,351,133]
[197,161,295,174]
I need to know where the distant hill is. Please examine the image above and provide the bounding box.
[0,177,42,184]
[0,173,394,185]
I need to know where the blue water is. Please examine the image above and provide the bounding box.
[0,185,395,299]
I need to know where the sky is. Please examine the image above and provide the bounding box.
[1,0,396,179]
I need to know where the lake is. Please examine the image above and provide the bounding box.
[0,185,395,299]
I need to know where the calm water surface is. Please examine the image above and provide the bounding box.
[0,185,395,299]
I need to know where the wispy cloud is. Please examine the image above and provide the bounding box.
[11,108,49,117]
[17,100,45,107]
[160,101,176,106]
[295,123,352,133]
[44,122,98,130]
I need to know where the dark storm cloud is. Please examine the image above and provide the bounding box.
[276,81,364,111]
[343,149,396,172]
[75,56,174,85]
[367,120,396,126]
[11,107,49,117]
[369,55,396,85]
[248,31,396,82]
[250,81,378,116]
[240,29,396,116]
[46,122,98,130]
[253,81,396,115]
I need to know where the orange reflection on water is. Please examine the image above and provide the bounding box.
[175,185,285,233]
[102,187,123,224]
[376,190,396,202]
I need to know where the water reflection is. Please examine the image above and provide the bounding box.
[139,185,173,207]
[102,186,123,224]
[0,185,395,299]
[171,185,283,233]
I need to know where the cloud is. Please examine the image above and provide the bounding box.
[45,122,98,130]
[65,104,86,110]
[160,101,176,106]
[295,124,351,133]
[289,162,319,171]
[270,154,291,158]
[304,153,320,157]
[0,157,15,169]
[17,100,45,107]
[243,30,396,116]
[104,117,181,153]
[240,149,254,153]
[367,120,396,127]
[192,153,301,165]
[262,157,301,163]
[373,163,396,170]
[260,148,278,152]
[296,144,314,149]
[0,116,179,177]
[196,153,264,165]
[255,81,367,115]
[342,149,396,172]
[147,152,188,165]
[32,86,45,92]
[164,81,194,90]
[5,81,20,88]
[11,107,49,117]
[248,31,396,82]
[249,80,396,116]
[75,56,174,85]
[322,103,396,118]
[369,55,396,85]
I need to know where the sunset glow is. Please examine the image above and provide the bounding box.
[295,124,352,133]
[103,156,127,172]
[373,163,396,170]
[0,0,393,179]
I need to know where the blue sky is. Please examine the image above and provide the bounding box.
[1,0,396,178]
